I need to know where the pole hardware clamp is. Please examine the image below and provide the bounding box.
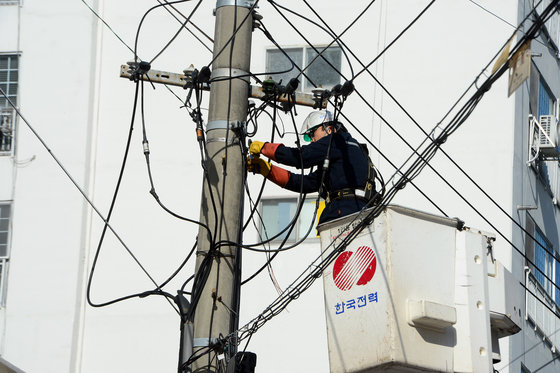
[215,0,256,10]
[206,137,241,145]
[193,337,219,348]
[206,120,247,133]
[210,68,251,83]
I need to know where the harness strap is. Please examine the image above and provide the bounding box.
[326,188,368,203]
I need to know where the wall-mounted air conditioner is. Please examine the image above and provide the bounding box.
[537,114,559,157]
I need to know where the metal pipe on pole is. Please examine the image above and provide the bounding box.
[184,1,253,372]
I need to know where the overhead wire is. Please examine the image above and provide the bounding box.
[77,0,221,312]
[150,0,204,64]
[281,0,560,279]
[0,85,179,312]
[227,0,560,346]
[352,0,437,80]
[80,0,135,54]
[156,0,214,53]
[83,0,560,365]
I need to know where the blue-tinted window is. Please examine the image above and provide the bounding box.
[260,198,320,242]
[534,229,555,300]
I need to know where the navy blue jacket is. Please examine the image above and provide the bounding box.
[274,131,368,224]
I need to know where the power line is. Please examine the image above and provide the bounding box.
[229,0,560,345]
[300,0,560,275]
[353,0,437,80]
[80,0,134,54]
[156,0,214,53]
[0,86,178,312]
[150,0,204,64]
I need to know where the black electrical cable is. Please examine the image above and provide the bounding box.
[133,0,192,63]
[256,21,448,220]
[352,0,437,80]
[228,1,560,342]
[157,0,214,53]
[158,241,198,290]
[80,81,178,313]
[205,0,260,68]
[80,0,134,54]
[272,0,379,81]
[139,80,215,243]
[150,0,204,64]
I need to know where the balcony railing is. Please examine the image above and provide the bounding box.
[0,108,14,154]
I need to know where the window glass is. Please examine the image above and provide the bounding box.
[266,48,303,88]
[0,204,10,258]
[534,229,555,299]
[260,198,318,242]
[0,55,18,108]
[297,199,319,240]
[538,79,554,117]
[1,109,14,153]
[261,199,296,242]
[305,46,342,89]
[556,259,560,307]
[266,46,342,91]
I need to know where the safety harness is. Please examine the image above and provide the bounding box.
[324,142,380,205]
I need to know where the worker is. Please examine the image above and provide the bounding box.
[247,110,372,225]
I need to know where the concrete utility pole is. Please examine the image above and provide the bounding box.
[187,1,253,371]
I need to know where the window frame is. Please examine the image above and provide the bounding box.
[265,45,343,92]
[0,54,19,156]
[529,220,559,307]
[258,196,321,243]
[0,107,15,155]
[0,203,12,307]
[0,54,19,108]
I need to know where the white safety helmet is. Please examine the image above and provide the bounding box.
[300,110,333,142]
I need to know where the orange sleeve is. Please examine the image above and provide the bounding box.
[267,164,290,188]
[261,143,282,162]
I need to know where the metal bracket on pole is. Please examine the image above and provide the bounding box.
[211,68,251,83]
[119,64,323,108]
[193,337,220,348]
[206,137,241,145]
[206,120,246,133]
[216,0,256,9]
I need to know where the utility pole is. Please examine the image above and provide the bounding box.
[186,1,254,372]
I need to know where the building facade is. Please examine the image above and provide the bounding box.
[0,0,559,372]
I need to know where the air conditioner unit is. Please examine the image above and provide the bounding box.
[537,115,559,157]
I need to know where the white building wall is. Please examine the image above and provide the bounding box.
[0,0,559,372]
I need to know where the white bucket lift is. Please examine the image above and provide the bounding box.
[318,205,521,373]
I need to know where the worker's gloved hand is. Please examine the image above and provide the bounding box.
[249,141,266,156]
[247,156,271,177]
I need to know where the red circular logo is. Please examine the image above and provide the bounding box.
[332,246,377,291]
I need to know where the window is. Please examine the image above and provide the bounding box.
[0,108,14,153]
[0,55,18,155]
[260,197,322,242]
[0,55,18,108]
[538,79,555,117]
[532,227,560,306]
[0,203,11,306]
[265,46,342,91]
